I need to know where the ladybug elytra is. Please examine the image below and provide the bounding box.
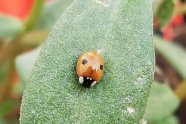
[76,51,104,88]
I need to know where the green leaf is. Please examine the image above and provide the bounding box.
[19,31,48,47]
[0,118,19,124]
[152,0,163,14]
[0,63,9,83]
[37,0,74,30]
[24,0,44,31]
[155,0,174,29]
[154,36,186,79]
[0,16,23,39]
[154,116,179,124]
[14,81,25,94]
[15,47,41,83]
[0,100,16,117]
[144,82,179,123]
[20,0,154,123]
[0,118,7,124]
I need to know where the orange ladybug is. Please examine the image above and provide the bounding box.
[76,51,104,88]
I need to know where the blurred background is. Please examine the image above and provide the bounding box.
[0,0,186,124]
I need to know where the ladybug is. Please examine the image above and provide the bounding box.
[76,51,104,88]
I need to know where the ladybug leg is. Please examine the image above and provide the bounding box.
[91,81,97,87]
[79,76,84,84]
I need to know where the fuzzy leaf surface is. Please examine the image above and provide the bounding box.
[20,0,154,123]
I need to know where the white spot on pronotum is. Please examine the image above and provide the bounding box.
[79,76,84,84]
[127,107,135,114]
[90,78,92,80]
[91,81,97,87]
[93,0,110,7]
[92,66,96,70]
[139,119,147,124]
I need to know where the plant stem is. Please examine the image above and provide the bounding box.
[175,3,186,15]
[19,31,48,48]
[24,0,44,32]
[174,81,186,101]
[0,40,21,65]
[0,60,15,102]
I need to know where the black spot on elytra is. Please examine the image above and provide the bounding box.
[82,59,88,65]
[100,65,103,70]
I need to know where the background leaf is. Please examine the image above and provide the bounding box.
[15,46,41,83]
[154,36,186,79]
[37,0,74,30]
[155,0,174,29]
[155,116,179,124]
[0,16,23,39]
[152,0,163,14]
[0,63,9,83]
[20,0,154,123]
[0,100,16,117]
[144,82,179,123]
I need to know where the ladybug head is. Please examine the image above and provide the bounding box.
[79,76,96,88]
